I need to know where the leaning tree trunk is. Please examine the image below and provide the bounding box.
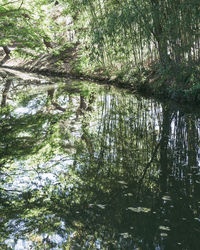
[2,46,11,56]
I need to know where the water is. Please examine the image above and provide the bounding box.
[0,68,200,249]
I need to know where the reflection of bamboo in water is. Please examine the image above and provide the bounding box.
[159,106,172,193]
[186,116,198,196]
[80,93,96,158]
[186,117,198,168]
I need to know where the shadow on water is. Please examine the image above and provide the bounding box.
[0,69,200,249]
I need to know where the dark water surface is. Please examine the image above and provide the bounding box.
[0,68,200,249]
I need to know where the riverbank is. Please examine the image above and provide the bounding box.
[1,45,200,105]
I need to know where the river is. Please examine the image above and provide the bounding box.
[0,68,200,249]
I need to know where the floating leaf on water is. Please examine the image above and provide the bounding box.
[191,166,198,169]
[120,233,129,238]
[159,226,170,231]
[160,233,168,237]
[127,193,133,196]
[162,196,171,201]
[127,207,151,213]
[124,193,133,197]
[194,217,200,222]
[97,204,106,209]
[118,181,127,185]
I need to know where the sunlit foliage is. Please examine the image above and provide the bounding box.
[0,0,71,57]
[65,0,200,77]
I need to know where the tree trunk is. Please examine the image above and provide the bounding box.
[2,46,11,56]
[150,0,170,65]
[1,79,12,107]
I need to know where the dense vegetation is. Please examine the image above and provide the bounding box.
[1,1,200,248]
[1,0,200,100]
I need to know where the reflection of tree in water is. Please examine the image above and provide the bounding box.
[155,108,200,250]
[0,75,200,249]
[1,78,12,107]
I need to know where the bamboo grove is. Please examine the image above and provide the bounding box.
[1,0,200,81]
[67,0,200,72]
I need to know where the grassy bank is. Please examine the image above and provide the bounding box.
[1,45,200,105]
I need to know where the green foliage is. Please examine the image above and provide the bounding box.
[1,0,200,92]
[52,43,75,58]
[63,0,200,86]
[0,0,68,56]
[0,1,40,50]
